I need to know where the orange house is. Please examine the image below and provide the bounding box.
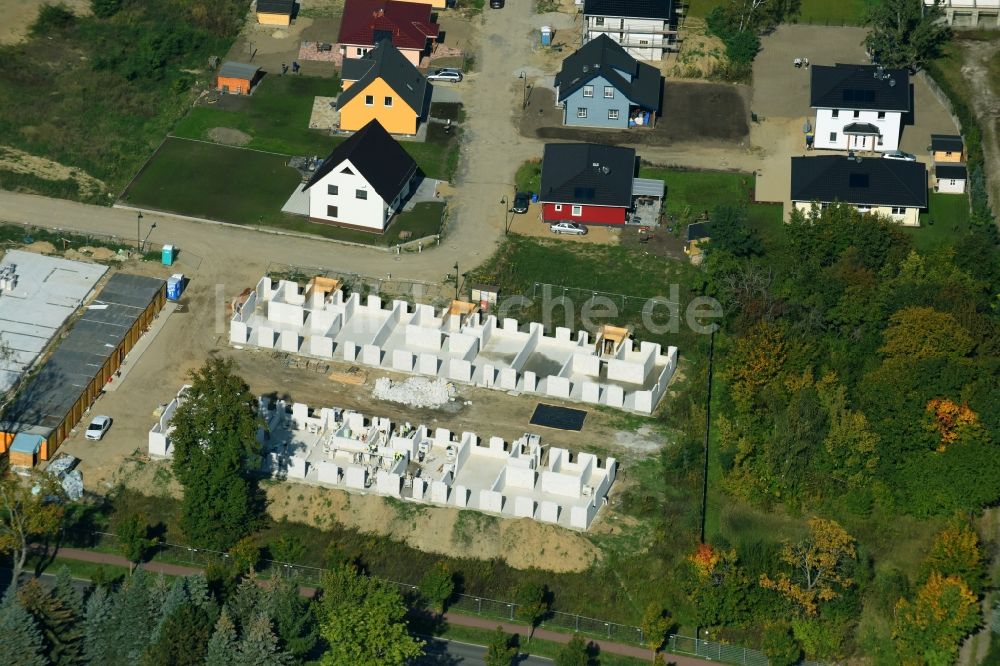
[0,274,165,464]
[217,62,261,95]
[931,134,964,163]
[337,41,429,135]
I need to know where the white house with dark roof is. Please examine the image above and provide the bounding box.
[790,155,927,226]
[555,35,662,129]
[303,119,418,231]
[582,0,677,61]
[811,64,910,153]
[935,164,967,194]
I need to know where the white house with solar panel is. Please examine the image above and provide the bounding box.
[810,64,910,153]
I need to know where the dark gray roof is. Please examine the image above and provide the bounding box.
[539,143,636,207]
[810,64,910,112]
[686,222,710,242]
[257,0,295,13]
[790,156,927,208]
[931,134,963,152]
[304,119,417,201]
[1,273,165,438]
[843,122,880,135]
[936,164,967,180]
[336,41,428,114]
[219,61,260,80]
[555,34,661,110]
[583,0,675,21]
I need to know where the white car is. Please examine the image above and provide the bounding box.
[549,221,587,235]
[85,415,112,441]
[426,69,463,83]
[882,150,917,161]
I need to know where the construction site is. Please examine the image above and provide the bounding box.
[150,387,616,530]
[230,276,678,415]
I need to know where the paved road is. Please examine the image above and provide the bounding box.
[417,637,553,666]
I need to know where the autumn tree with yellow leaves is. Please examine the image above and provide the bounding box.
[760,518,857,616]
[892,572,978,665]
[925,398,982,452]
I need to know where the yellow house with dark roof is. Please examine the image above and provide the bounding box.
[337,41,430,135]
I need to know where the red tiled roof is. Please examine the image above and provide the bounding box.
[338,0,440,51]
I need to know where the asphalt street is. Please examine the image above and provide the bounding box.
[417,637,554,666]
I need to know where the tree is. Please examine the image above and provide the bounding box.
[880,307,973,362]
[228,536,261,577]
[724,320,786,411]
[140,602,214,666]
[237,614,293,666]
[893,572,978,665]
[484,626,517,666]
[419,561,454,614]
[864,0,950,71]
[514,582,549,644]
[923,521,986,594]
[228,573,318,659]
[816,373,879,486]
[0,470,66,592]
[206,608,240,666]
[116,513,156,572]
[760,518,857,616]
[30,2,75,36]
[761,622,802,666]
[83,586,116,664]
[707,205,763,258]
[555,633,590,666]
[18,577,84,665]
[269,533,305,564]
[318,565,424,665]
[925,398,982,452]
[0,589,47,666]
[170,358,264,550]
[90,0,122,18]
[640,602,672,661]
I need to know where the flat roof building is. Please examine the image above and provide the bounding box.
[1,273,166,463]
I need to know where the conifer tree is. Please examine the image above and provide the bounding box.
[0,590,47,666]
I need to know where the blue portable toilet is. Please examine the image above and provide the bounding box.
[161,244,175,266]
[530,192,539,203]
[166,274,184,301]
[541,26,553,46]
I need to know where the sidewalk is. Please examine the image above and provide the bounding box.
[48,546,716,665]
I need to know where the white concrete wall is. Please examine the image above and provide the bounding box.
[813,108,903,152]
[793,201,920,227]
[308,158,390,230]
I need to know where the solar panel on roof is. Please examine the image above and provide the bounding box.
[848,173,869,188]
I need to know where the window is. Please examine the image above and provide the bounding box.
[891,207,906,215]
[877,111,886,119]
[831,110,839,118]
[356,48,364,56]
[327,205,338,217]
[365,95,374,106]
[949,180,957,186]
[571,205,583,216]
[356,189,368,200]
[384,96,393,107]
[608,109,619,120]
[877,136,884,146]
[829,132,837,142]
[554,204,563,211]
[853,110,860,118]
[604,86,614,99]
[583,86,594,98]
[945,151,953,157]
[595,16,604,25]
[577,107,588,118]
[327,184,338,196]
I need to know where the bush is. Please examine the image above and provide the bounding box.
[90,0,122,18]
[31,3,75,36]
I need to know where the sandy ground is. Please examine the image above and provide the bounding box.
[957,39,1000,216]
[0,146,105,196]
[207,127,252,146]
[0,0,90,45]
[662,18,726,79]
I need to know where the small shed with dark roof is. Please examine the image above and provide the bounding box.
[257,0,295,25]
[935,164,967,194]
[217,62,261,95]
[931,134,965,163]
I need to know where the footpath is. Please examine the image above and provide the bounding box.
[52,548,714,665]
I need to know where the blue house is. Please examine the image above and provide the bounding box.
[554,34,662,130]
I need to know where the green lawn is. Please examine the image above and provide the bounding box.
[913,191,971,252]
[638,167,753,217]
[172,76,458,181]
[123,138,444,244]
[515,160,542,193]
[793,0,869,25]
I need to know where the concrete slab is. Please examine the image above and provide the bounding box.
[402,178,442,212]
[282,183,310,216]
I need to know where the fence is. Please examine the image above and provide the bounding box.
[63,529,825,665]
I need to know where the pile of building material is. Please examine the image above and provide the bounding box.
[372,376,454,408]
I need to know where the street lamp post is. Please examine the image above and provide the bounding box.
[519,71,527,110]
[453,262,460,300]
[500,195,509,235]
[136,212,143,253]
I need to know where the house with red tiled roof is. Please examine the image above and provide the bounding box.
[338,0,440,67]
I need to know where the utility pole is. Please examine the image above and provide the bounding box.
[136,211,143,253]
[699,329,715,544]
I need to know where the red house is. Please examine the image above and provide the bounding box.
[538,144,637,225]
[338,0,440,67]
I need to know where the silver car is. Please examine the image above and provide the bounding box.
[882,150,917,161]
[427,69,463,83]
[549,221,587,235]
[85,415,112,441]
